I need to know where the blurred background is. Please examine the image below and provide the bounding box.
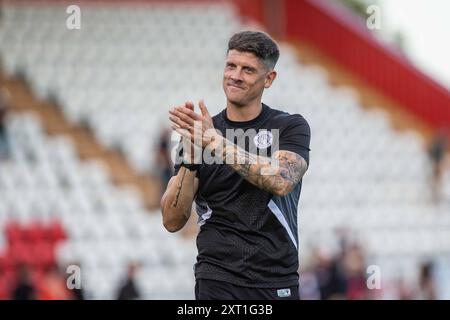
[0,0,449,300]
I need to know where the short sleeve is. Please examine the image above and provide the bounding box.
[279,114,311,166]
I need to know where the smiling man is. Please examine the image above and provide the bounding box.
[161,31,311,300]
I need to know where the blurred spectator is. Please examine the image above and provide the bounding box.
[39,266,72,300]
[428,128,449,203]
[306,234,442,300]
[396,278,416,300]
[12,264,36,300]
[299,265,321,300]
[312,247,347,299]
[0,87,11,160]
[342,243,368,299]
[417,261,436,300]
[71,286,85,300]
[309,231,375,300]
[116,262,140,300]
[155,128,173,195]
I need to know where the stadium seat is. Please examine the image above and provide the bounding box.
[0,2,449,299]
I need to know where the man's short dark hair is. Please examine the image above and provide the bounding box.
[227,31,280,70]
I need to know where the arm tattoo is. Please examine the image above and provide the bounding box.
[171,167,187,208]
[278,154,306,184]
[223,141,308,196]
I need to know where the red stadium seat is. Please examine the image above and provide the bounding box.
[28,222,45,243]
[48,221,67,242]
[0,268,16,300]
[5,222,22,245]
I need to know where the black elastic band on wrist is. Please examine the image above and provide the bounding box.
[180,162,199,171]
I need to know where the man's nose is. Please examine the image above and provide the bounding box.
[230,69,243,82]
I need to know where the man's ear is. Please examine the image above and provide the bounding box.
[264,70,277,89]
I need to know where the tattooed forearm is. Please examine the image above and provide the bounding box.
[278,154,306,184]
[219,138,308,196]
[161,165,198,233]
[238,163,252,178]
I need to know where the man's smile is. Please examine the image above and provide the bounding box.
[227,83,245,90]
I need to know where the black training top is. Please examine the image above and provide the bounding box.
[174,103,311,288]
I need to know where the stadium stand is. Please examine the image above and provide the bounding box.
[0,112,196,299]
[0,1,449,299]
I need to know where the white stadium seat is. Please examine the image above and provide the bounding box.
[0,2,449,299]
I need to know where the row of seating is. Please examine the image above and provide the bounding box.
[1,2,449,299]
[0,113,196,299]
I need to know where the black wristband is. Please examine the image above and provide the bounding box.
[180,162,200,171]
